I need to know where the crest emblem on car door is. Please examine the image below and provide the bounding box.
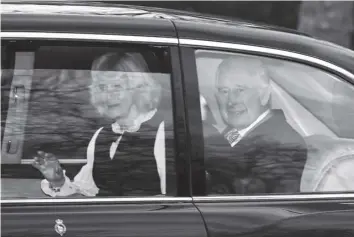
[54,219,67,236]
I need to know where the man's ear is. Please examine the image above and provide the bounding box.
[260,86,271,106]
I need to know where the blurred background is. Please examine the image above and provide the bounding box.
[122,1,354,50]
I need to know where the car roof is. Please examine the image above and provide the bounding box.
[1,0,308,36]
[2,0,354,79]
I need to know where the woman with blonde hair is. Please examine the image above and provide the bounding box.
[32,52,168,197]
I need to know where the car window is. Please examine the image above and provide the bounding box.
[195,49,354,195]
[1,40,176,199]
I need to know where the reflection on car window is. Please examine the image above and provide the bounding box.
[1,42,176,199]
[195,49,354,195]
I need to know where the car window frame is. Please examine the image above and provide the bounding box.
[178,39,354,202]
[0,31,193,203]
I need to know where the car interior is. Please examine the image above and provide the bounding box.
[195,49,354,193]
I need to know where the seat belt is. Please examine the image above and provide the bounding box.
[1,52,35,164]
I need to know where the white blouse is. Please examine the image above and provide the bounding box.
[41,110,166,197]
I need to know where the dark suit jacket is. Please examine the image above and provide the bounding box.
[204,109,307,195]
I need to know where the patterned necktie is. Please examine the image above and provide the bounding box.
[224,128,241,147]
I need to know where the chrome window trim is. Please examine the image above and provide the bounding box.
[180,38,354,81]
[21,159,87,164]
[2,33,352,80]
[1,197,192,205]
[3,194,354,205]
[1,32,178,45]
[193,193,354,202]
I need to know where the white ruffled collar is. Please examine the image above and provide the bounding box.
[111,109,157,134]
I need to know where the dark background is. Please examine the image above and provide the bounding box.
[122,1,354,50]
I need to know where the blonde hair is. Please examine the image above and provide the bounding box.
[90,52,162,116]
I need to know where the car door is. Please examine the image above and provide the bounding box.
[178,38,354,237]
[1,14,207,237]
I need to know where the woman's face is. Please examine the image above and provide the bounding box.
[91,73,135,119]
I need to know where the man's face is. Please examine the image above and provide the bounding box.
[216,70,268,130]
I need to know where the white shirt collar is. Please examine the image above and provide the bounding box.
[239,109,271,137]
[111,109,157,134]
[229,109,271,147]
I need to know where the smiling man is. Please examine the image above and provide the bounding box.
[215,56,272,145]
[204,55,308,195]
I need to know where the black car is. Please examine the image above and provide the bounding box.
[2,1,354,237]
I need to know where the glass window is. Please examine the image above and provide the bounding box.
[1,40,176,199]
[195,49,354,195]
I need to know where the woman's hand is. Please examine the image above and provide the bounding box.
[32,151,65,188]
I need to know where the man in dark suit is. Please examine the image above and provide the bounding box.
[204,56,307,195]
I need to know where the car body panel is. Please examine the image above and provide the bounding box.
[1,13,177,38]
[1,6,206,237]
[193,199,354,237]
[2,2,354,237]
[2,201,207,237]
[178,36,354,237]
